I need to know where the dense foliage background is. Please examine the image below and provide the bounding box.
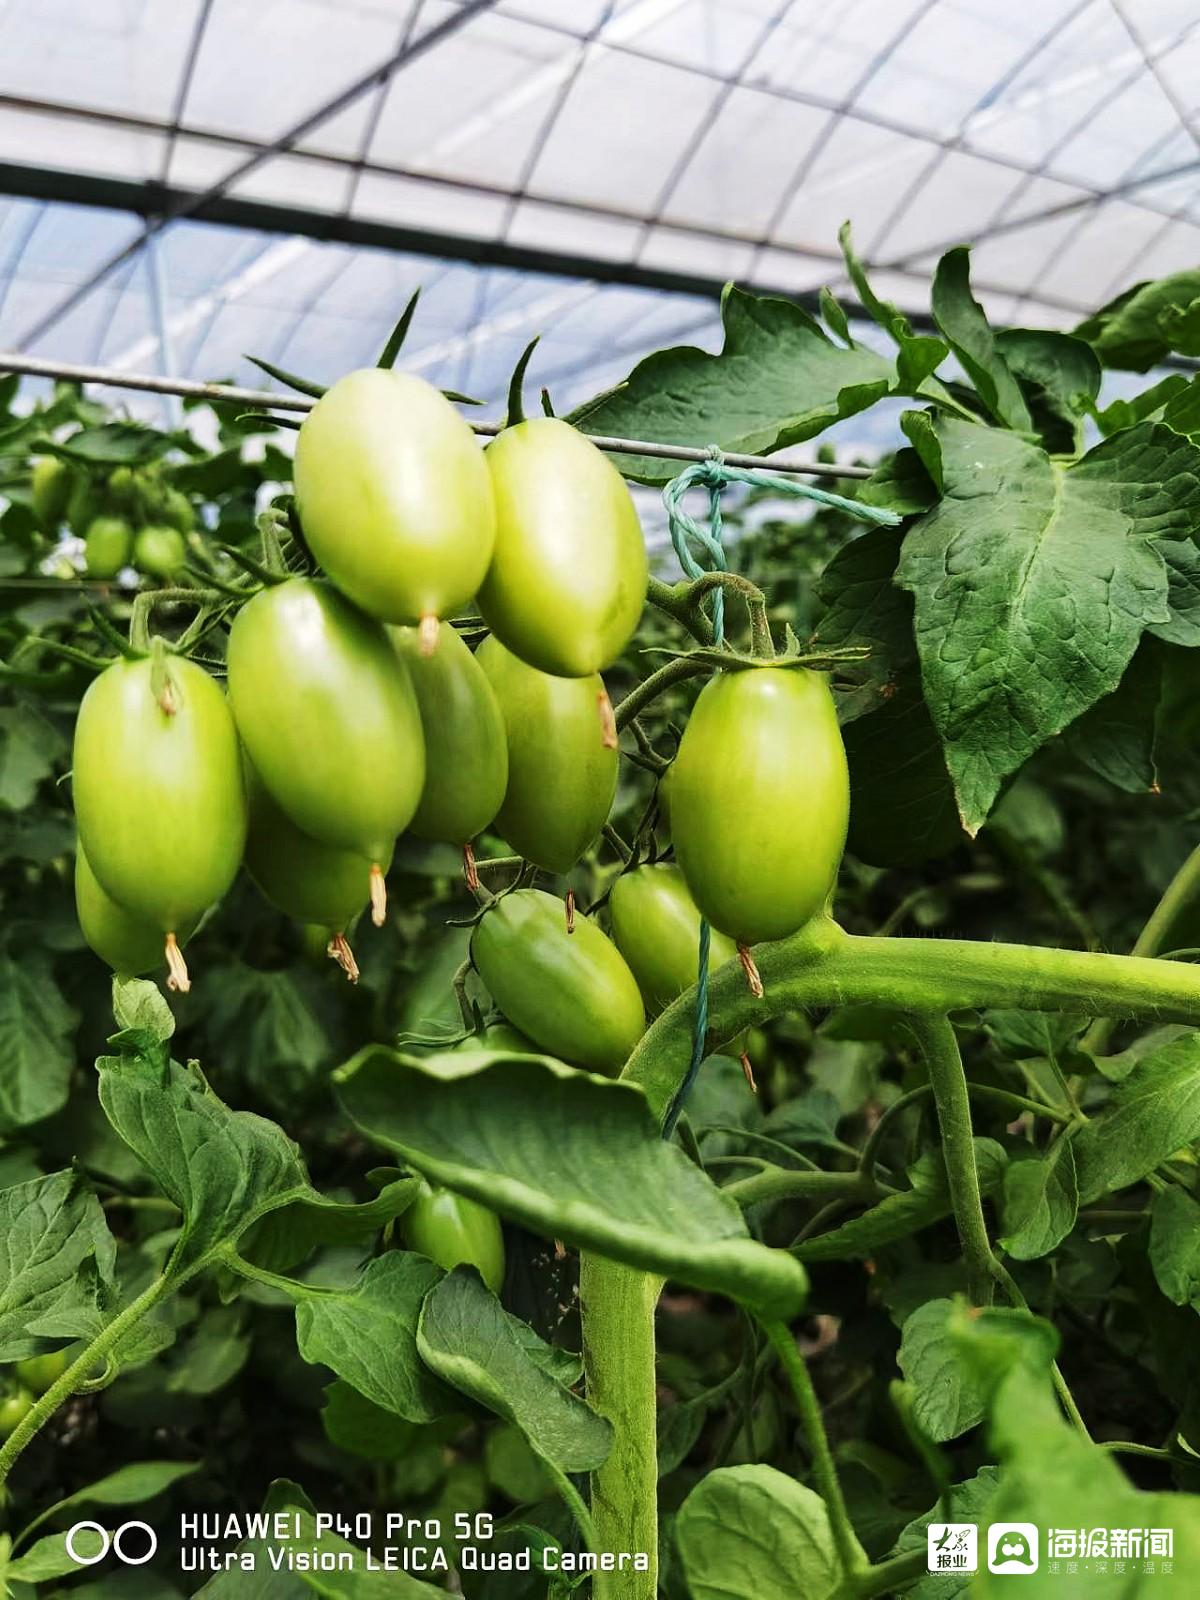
[5,238,1200,1596]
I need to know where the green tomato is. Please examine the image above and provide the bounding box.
[72,656,246,936]
[76,842,196,977]
[470,888,644,1074]
[67,475,103,539]
[227,579,423,866]
[243,757,384,933]
[479,418,647,677]
[108,465,139,510]
[133,523,187,579]
[160,487,196,533]
[14,1348,72,1396]
[392,621,507,846]
[294,369,494,626]
[400,1179,505,1295]
[671,667,849,946]
[32,456,74,528]
[476,635,617,874]
[608,863,738,1016]
[84,515,133,579]
[0,1387,33,1439]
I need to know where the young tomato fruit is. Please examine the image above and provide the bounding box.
[84,515,132,579]
[243,759,385,980]
[227,579,423,922]
[31,455,74,529]
[133,523,186,579]
[479,418,648,677]
[392,621,507,849]
[670,667,849,946]
[76,843,197,978]
[15,1348,72,1396]
[609,862,738,1015]
[72,655,245,989]
[294,369,494,629]
[0,1386,34,1439]
[400,1178,505,1295]
[470,888,644,1074]
[477,635,617,874]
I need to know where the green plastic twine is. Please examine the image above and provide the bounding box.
[660,450,899,1138]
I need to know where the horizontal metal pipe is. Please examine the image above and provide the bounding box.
[0,351,873,479]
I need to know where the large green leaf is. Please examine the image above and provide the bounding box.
[999,1140,1078,1261]
[0,1169,117,1358]
[676,1464,841,1600]
[1075,270,1200,370]
[335,1049,809,1320]
[567,283,895,483]
[0,704,65,810]
[897,418,1200,832]
[0,953,76,1133]
[417,1267,611,1474]
[897,1300,1056,1442]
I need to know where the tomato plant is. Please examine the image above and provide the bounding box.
[5,240,1200,1599]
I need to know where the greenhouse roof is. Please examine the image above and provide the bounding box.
[0,0,1195,417]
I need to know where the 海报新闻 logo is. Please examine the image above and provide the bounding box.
[988,1523,1039,1574]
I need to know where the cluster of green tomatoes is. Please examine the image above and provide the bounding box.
[69,366,851,1285]
[34,455,194,580]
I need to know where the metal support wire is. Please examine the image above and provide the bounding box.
[0,351,874,479]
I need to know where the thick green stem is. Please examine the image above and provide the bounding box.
[723,1169,881,1208]
[614,654,711,730]
[0,1275,172,1484]
[1082,839,1200,1055]
[621,918,1200,1123]
[761,1320,867,1578]
[579,1254,660,1600]
[905,1015,995,1306]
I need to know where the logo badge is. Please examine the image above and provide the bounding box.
[926,1523,978,1574]
[988,1523,1039,1574]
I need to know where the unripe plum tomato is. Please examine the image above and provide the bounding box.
[670,667,849,946]
[0,1386,33,1439]
[470,888,644,1075]
[84,515,132,579]
[32,456,74,529]
[392,621,507,846]
[160,487,196,534]
[608,862,738,1015]
[72,656,245,964]
[476,635,616,874]
[293,368,494,627]
[15,1348,72,1396]
[133,523,186,580]
[76,842,197,977]
[242,757,385,937]
[67,476,103,539]
[227,580,423,920]
[400,1178,505,1295]
[479,418,647,677]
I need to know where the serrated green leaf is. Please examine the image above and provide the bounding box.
[1073,1032,1200,1203]
[999,1140,1079,1261]
[1149,1186,1200,1307]
[676,1464,841,1600]
[898,418,1200,832]
[1075,270,1200,370]
[0,1170,117,1358]
[931,249,1030,431]
[0,954,76,1133]
[567,283,895,484]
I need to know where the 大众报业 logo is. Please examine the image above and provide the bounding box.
[926,1523,977,1574]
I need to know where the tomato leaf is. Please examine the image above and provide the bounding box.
[0,953,76,1133]
[1075,270,1200,370]
[567,283,895,484]
[930,249,1031,432]
[0,1170,117,1358]
[335,1049,810,1321]
[676,1464,841,1600]
[418,1267,612,1474]
[897,417,1200,833]
[999,1141,1079,1261]
[1073,1032,1200,1204]
[291,1253,455,1425]
[898,1299,1055,1442]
